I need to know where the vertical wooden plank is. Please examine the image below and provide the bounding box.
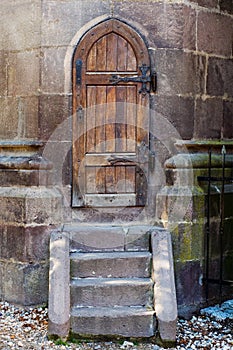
[126,166,136,193]
[115,166,126,193]
[95,86,106,152]
[127,43,137,71]
[126,86,137,152]
[86,167,97,193]
[116,86,127,152]
[86,86,96,152]
[106,166,115,193]
[117,36,127,71]
[105,86,116,152]
[96,167,106,194]
[96,36,107,71]
[87,43,97,71]
[106,33,117,71]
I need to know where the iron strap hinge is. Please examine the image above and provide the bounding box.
[110,64,156,94]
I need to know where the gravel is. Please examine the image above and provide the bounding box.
[0,301,232,350]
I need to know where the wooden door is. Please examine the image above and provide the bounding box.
[72,19,150,208]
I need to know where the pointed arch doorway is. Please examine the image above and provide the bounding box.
[72,18,152,213]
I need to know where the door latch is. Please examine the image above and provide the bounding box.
[110,64,157,94]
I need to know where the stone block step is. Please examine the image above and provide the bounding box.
[70,251,152,278]
[65,224,150,252]
[70,278,153,308]
[70,306,155,338]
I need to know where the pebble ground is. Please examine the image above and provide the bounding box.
[0,301,232,350]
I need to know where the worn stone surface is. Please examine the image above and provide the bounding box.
[153,95,195,139]
[125,226,151,251]
[0,0,41,51]
[39,95,71,141]
[70,251,151,278]
[175,260,204,318]
[154,50,205,96]
[8,50,40,96]
[0,187,62,225]
[151,229,177,343]
[41,47,68,94]
[0,51,8,96]
[223,102,233,139]
[71,277,153,307]
[194,98,223,139]
[171,222,204,262]
[114,2,196,50]
[1,261,49,306]
[71,306,155,337]
[0,225,50,262]
[207,58,233,98]
[68,225,125,251]
[48,230,70,338]
[197,11,233,56]
[0,169,50,187]
[42,0,111,47]
[0,97,18,139]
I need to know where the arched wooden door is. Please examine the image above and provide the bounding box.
[72,19,151,208]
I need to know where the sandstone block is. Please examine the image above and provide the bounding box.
[42,0,111,46]
[194,98,223,139]
[70,251,151,278]
[197,11,233,56]
[0,0,41,51]
[2,261,49,306]
[207,58,233,98]
[175,260,204,318]
[17,96,39,139]
[25,188,63,225]
[0,225,50,262]
[70,277,153,307]
[0,190,26,224]
[153,95,195,140]
[0,187,62,225]
[39,95,71,141]
[171,222,205,262]
[71,306,155,338]
[0,169,50,187]
[48,230,70,338]
[0,97,18,139]
[41,47,67,94]
[68,225,125,251]
[151,229,177,344]
[223,102,233,139]
[154,50,205,96]
[8,50,40,96]
[0,51,8,96]
[125,225,150,251]
[114,2,196,50]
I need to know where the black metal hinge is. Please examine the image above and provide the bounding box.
[110,64,157,94]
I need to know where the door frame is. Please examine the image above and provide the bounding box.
[72,18,151,210]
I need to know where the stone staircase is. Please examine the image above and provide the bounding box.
[48,225,177,345]
[70,251,155,338]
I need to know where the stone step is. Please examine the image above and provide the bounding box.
[70,278,153,308]
[65,224,150,252]
[70,306,155,338]
[70,251,152,278]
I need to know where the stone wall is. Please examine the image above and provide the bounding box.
[0,0,232,311]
